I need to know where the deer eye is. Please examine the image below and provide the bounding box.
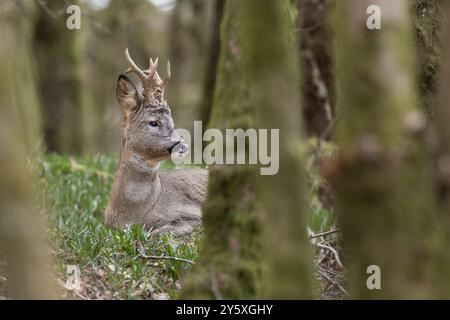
[149,121,158,127]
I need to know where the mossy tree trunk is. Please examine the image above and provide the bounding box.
[181,0,261,299]
[414,0,444,115]
[332,0,440,299]
[0,1,54,299]
[242,0,314,298]
[431,2,450,298]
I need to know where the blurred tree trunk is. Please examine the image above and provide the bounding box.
[242,0,314,298]
[0,1,42,150]
[0,1,54,299]
[33,0,83,153]
[299,0,334,139]
[181,0,261,299]
[414,0,444,115]
[431,3,450,298]
[199,0,225,125]
[168,0,214,131]
[331,0,440,298]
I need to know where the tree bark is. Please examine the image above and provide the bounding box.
[431,2,450,298]
[199,0,225,125]
[414,0,444,115]
[299,0,335,139]
[0,1,55,299]
[331,0,440,299]
[180,0,261,299]
[242,0,314,299]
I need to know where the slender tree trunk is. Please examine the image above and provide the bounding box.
[242,0,314,299]
[299,0,335,139]
[331,0,440,299]
[181,0,261,299]
[0,1,54,299]
[199,0,225,125]
[414,0,444,115]
[33,0,84,153]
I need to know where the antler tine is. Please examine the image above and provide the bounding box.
[149,58,161,83]
[124,48,146,80]
[124,48,160,104]
[148,58,171,88]
[161,61,171,87]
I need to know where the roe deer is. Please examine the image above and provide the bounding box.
[105,48,208,235]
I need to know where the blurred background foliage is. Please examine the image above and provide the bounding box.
[3,0,444,154]
[7,0,220,154]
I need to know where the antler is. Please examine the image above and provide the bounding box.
[124,48,158,104]
[146,58,171,102]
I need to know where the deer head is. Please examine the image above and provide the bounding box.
[116,48,187,165]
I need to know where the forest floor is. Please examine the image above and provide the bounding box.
[0,140,344,299]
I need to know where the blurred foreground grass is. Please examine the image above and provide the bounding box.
[33,139,336,299]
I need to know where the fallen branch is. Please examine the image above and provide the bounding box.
[138,251,195,265]
[309,228,340,239]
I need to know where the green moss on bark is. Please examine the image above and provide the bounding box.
[414,0,443,115]
[180,0,261,299]
[242,0,314,298]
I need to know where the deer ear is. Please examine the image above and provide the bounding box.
[116,75,140,111]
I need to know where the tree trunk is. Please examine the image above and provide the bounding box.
[199,0,225,125]
[0,1,55,299]
[414,0,444,115]
[242,0,314,299]
[331,0,440,298]
[33,0,84,153]
[180,0,261,299]
[431,2,450,298]
[299,0,335,139]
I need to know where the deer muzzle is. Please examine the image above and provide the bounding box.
[167,132,189,156]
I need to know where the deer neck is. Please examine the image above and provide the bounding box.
[117,148,162,205]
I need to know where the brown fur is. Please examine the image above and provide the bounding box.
[105,74,208,235]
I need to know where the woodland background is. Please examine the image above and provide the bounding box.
[1,0,450,300]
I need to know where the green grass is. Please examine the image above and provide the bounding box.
[34,154,202,299]
[33,139,335,299]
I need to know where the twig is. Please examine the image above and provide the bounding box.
[319,266,345,281]
[317,269,348,296]
[210,267,223,300]
[320,113,339,142]
[309,228,340,239]
[313,242,344,270]
[138,251,195,265]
